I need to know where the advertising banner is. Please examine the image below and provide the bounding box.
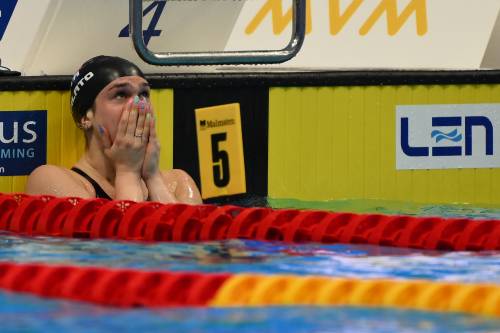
[396,104,500,170]
[225,0,500,70]
[0,0,500,74]
[0,110,47,176]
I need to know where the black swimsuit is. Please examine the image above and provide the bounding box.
[71,167,112,200]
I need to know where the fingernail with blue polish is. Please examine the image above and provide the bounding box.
[138,100,145,112]
[98,125,104,135]
[133,95,140,105]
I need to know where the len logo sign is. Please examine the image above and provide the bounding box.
[396,104,500,170]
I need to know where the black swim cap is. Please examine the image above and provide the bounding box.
[70,55,145,123]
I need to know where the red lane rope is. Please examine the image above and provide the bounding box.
[0,193,499,251]
[0,262,230,307]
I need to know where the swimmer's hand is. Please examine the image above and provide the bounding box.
[99,97,147,174]
[99,97,148,201]
[141,103,161,181]
[138,103,178,203]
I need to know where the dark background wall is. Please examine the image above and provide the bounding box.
[173,87,269,205]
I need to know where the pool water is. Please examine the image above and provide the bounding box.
[1,294,499,333]
[1,199,500,333]
[270,198,500,220]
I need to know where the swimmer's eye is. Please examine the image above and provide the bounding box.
[114,90,129,100]
[139,90,150,99]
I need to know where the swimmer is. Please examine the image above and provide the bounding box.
[26,55,202,204]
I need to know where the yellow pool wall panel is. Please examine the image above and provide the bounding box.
[0,89,174,193]
[151,89,174,172]
[268,84,500,206]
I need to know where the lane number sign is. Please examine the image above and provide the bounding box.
[195,103,246,199]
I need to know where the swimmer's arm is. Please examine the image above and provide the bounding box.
[146,170,202,205]
[145,172,177,203]
[167,169,202,205]
[25,165,93,198]
[114,171,145,202]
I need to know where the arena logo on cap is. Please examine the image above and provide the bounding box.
[71,71,94,106]
[396,104,500,169]
[0,110,47,176]
[0,0,17,41]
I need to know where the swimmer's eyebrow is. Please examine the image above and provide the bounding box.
[108,82,150,91]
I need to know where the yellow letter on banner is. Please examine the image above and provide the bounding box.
[359,0,428,36]
[245,0,312,35]
[329,0,363,35]
[195,103,246,199]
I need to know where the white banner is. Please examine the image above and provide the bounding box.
[1,0,244,75]
[396,104,500,170]
[1,0,500,75]
[225,0,500,70]
[0,0,51,73]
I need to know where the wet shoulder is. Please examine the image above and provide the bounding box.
[25,164,93,197]
[161,169,192,182]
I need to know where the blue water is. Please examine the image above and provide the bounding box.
[0,199,500,332]
[1,292,499,333]
[2,235,500,283]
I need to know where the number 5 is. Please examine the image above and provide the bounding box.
[211,133,230,187]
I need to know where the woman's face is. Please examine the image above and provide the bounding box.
[92,76,151,141]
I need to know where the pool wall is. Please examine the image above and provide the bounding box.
[268,84,500,205]
[1,72,500,205]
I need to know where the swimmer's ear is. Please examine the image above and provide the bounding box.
[77,119,91,130]
[84,109,94,122]
[77,110,93,130]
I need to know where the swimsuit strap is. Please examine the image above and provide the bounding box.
[71,167,112,200]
